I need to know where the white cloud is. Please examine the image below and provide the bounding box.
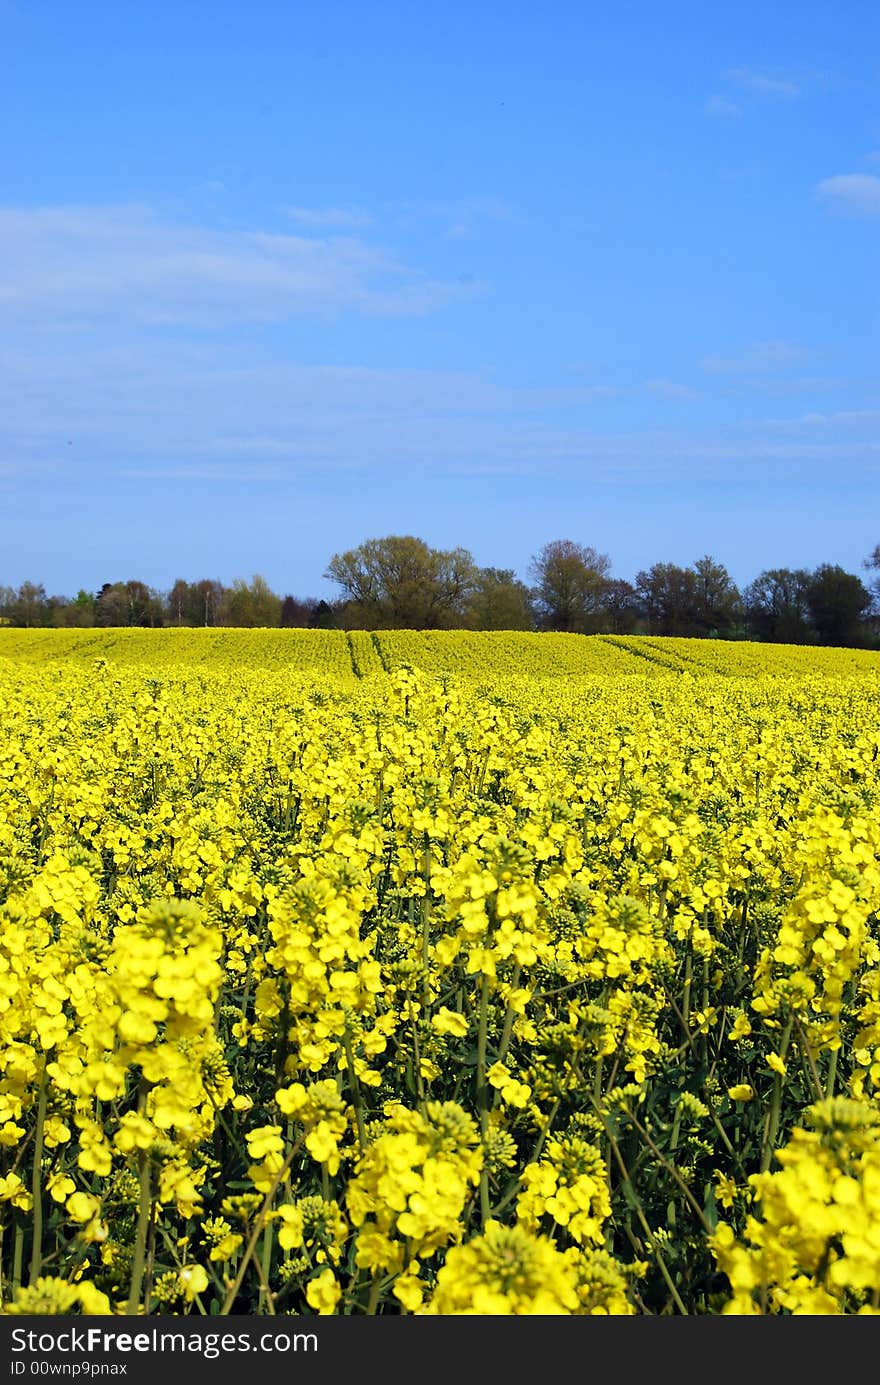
[816,174,880,217]
[700,340,814,375]
[395,196,518,239]
[0,204,469,327]
[119,463,287,483]
[4,352,877,491]
[1,325,874,499]
[644,379,699,400]
[790,409,880,428]
[724,67,800,99]
[0,343,624,484]
[400,197,514,222]
[704,96,741,120]
[283,205,374,228]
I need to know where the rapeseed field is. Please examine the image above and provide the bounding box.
[1,629,879,1315]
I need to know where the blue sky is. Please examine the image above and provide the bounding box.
[2,0,878,600]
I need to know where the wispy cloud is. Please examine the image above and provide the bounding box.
[395,196,518,240]
[700,340,815,375]
[283,205,374,228]
[2,332,876,494]
[816,173,880,217]
[784,408,880,429]
[441,462,540,478]
[644,379,699,401]
[120,463,287,483]
[705,65,805,119]
[0,343,624,485]
[724,66,801,99]
[0,204,471,328]
[704,95,741,121]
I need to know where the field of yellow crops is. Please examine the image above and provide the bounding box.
[1,629,879,1315]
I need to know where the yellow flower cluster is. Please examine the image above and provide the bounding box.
[517,1135,611,1246]
[712,1098,880,1313]
[420,1220,638,1315]
[348,1101,482,1271]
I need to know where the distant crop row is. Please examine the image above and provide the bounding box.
[3,626,879,678]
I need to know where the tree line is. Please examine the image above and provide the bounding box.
[2,537,879,647]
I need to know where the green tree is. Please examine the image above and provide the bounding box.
[529,540,612,633]
[465,568,534,630]
[309,599,338,629]
[691,555,742,636]
[634,558,740,637]
[280,595,318,628]
[11,581,48,627]
[743,568,812,643]
[95,580,163,627]
[633,563,698,636]
[167,578,197,626]
[165,578,228,626]
[225,574,282,627]
[326,536,478,629]
[804,564,873,647]
[46,595,72,628]
[196,579,227,627]
[599,578,641,634]
[68,589,97,628]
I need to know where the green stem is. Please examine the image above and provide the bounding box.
[794,1019,824,1102]
[409,1009,426,1108]
[682,949,693,1032]
[700,953,710,1068]
[495,965,521,1071]
[826,1047,839,1100]
[621,1104,714,1235]
[365,1274,382,1315]
[12,1220,24,1293]
[28,1061,48,1284]
[343,1028,367,1153]
[257,1219,276,1315]
[219,1136,303,1315]
[125,1148,152,1315]
[669,1101,683,1155]
[528,1096,560,1168]
[594,1101,688,1315]
[421,843,431,1008]
[476,974,491,1225]
[126,1077,153,1316]
[143,1211,157,1315]
[760,1016,794,1173]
